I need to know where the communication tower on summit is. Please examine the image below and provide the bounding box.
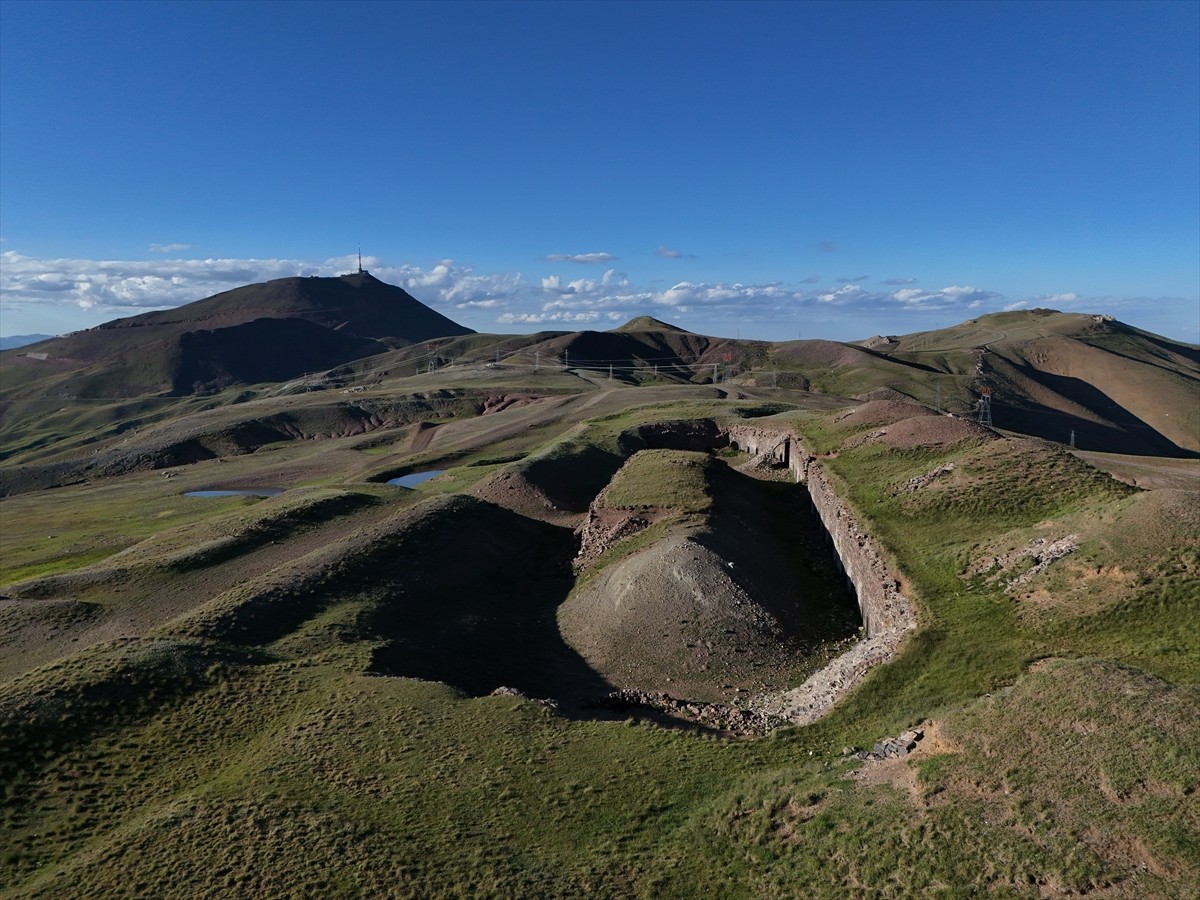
[976,386,993,427]
[357,246,364,274]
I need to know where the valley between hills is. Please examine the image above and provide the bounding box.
[1,273,1197,897]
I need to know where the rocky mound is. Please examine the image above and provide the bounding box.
[559,454,859,703]
[468,439,625,524]
[560,531,815,701]
[468,467,574,524]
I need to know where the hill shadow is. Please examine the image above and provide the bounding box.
[998,365,1197,457]
[363,498,612,702]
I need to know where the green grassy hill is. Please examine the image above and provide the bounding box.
[1,301,1197,897]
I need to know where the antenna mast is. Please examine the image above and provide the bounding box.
[357,246,363,274]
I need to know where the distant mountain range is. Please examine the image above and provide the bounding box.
[1,273,1196,459]
[0,335,54,351]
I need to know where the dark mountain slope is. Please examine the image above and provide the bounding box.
[118,272,470,344]
[507,318,767,381]
[170,318,384,395]
[0,273,473,399]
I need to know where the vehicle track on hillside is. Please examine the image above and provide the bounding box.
[2,500,404,677]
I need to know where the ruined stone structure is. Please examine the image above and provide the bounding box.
[724,421,918,724]
[724,422,914,639]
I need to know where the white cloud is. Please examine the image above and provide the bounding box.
[0,250,1019,333]
[0,250,314,317]
[886,285,1006,309]
[541,252,618,264]
[881,277,918,285]
[0,251,522,324]
[148,242,191,253]
[4,248,1186,341]
[497,310,602,325]
[656,245,683,258]
[1040,292,1079,306]
[816,284,866,304]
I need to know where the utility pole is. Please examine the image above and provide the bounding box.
[564,349,569,370]
[609,363,613,380]
[1070,429,1076,449]
[712,363,719,384]
[772,368,778,388]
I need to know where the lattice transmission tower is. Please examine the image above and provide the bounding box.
[976,386,993,427]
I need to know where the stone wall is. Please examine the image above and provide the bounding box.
[722,420,918,725]
[611,417,917,723]
[725,421,913,640]
[793,448,914,637]
[725,423,793,470]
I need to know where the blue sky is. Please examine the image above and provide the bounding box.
[1,0,1197,341]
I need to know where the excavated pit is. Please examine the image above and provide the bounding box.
[560,452,861,704]
[348,418,874,717]
[367,416,908,723]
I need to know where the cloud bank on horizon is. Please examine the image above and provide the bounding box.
[1,3,1195,344]
[2,249,1192,343]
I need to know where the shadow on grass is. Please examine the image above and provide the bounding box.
[362,499,612,701]
[1000,364,1198,458]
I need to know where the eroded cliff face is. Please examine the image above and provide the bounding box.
[614,419,917,648]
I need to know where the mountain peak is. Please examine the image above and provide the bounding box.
[610,316,691,334]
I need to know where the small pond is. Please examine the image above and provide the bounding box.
[185,489,284,498]
[387,470,446,488]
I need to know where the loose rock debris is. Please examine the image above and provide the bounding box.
[852,727,925,761]
[585,689,785,735]
[967,535,1080,591]
[894,463,955,494]
[489,686,559,712]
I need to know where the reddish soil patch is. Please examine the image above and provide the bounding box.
[481,393,543,415]
[834,399,936,428]
[876,415,995,449]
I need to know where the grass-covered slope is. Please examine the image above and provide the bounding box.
[765,310,1200,456]
[1,370,1197,896]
